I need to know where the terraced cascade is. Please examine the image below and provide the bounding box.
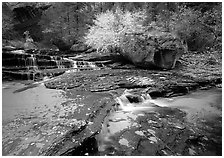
[2,50,104,81]
[2,54,222,156]
[64,58,101,72]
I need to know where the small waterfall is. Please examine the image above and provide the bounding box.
[56,57,64,69]
[50,56,55,66]
[67,59,100,71]
[50,56,64,69]
[56,60,64,69]
[88,61,98,69]
[115,91,158,112]
[25,55,38,80]
[64,58,101,73]
[73,61,78,69]
[26,55,38,71]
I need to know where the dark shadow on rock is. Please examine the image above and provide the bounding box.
[64,136,98,156]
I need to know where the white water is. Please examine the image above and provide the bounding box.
[151,88,222,123]
[97,88,222,154]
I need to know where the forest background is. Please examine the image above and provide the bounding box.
[2,2,222,52]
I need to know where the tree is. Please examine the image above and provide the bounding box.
[2,2,17,40]
[84,8,147,53]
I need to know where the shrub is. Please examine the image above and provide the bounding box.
[84,8,147,53]
[153,5,221,51]
[85,4,221,53]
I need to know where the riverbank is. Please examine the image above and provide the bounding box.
[45,51,221,97]
[2,50,222,156]
[41,50,221,156]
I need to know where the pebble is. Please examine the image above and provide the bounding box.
[119,138,129,147]
[147,129,156,135]
[173,123,185,130]
[148,120,157,124]
[135,131,145,137]
[203,136,208,141]
[188,148,196,155]
[161,149,168,155]
[148,136,158,143]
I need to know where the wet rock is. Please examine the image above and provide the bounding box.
[3,43,221,156]
[41,92,114,156]
[44,67,221,99]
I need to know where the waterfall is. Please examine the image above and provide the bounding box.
[57,60,64,69]
[73,61,78,69]
[50,56,64,69]
[25,55,38,71]
[115,91,157,112]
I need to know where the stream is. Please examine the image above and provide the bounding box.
[96,88,222,155]
[2,81,222,156]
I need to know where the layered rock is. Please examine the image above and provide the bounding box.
[2,50,104,81]
[120,30,188,69]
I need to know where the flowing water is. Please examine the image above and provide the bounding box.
[3,51,102,81]
[25,54,38,71]
[150,88,222,123]
[97,88,222,155]
[2,80,222,155]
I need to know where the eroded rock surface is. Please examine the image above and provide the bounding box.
[41,50,221,156]
[2,49,222,156]
[120,30,188,69]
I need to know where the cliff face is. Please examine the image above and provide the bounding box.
[3,2,51,41]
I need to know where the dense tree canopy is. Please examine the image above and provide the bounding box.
[2,2,222,51]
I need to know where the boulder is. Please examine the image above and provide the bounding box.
[120,30,188,69]
[70,43,89,52]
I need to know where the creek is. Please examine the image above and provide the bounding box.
[2,80,222,156]
[96,88,222,155]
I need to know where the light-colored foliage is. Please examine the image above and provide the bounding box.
[84,8,147,53]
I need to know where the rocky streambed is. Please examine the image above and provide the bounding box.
[2,50,222,156]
